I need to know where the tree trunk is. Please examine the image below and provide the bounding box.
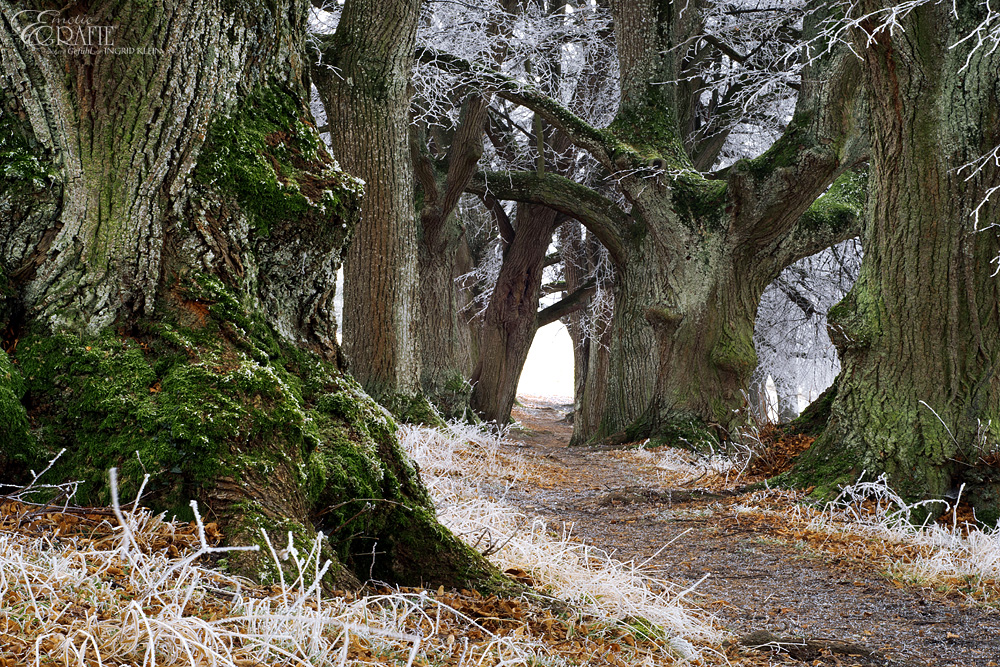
[470,204,561,423]
[795,1,1000,521]
[559,222,589,415]
[0,0,499,591]
[593,229,766,444]
[412,98,488,416]
[313,0,423,405]
[418,213,476,416]
[573,288,613,443]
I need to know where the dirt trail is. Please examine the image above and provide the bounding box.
[504,397,1000,667]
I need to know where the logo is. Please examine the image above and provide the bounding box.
[13,10,161,56]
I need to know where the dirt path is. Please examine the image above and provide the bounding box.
[504,397,1000,667]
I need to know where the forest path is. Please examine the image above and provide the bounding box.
[502,397,1000,667]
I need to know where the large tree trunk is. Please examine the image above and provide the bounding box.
[470,204,561,423]
[313,0,423,405]
[795,1,1000,521]
[0,0,498,591]
[577,0,864,444]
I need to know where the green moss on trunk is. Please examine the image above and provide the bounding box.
[0,348,34,470]
[0,277,500,590]
[194,82,362,239]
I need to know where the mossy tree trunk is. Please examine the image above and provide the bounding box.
[312,0,424,406]
[461,0,867,443]
[794,0,1000,520]
[0,0,499,591]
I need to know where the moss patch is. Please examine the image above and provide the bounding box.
[608,92,689,167]
[672,175,728,233]
[617,409,722,454]
[0,94,55,196]
[0,348,34,473]
[193,82,362,238]
[2,276,498,589]
[799,169,867,236]
[11,323,315,511]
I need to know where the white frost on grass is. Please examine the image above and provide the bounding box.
[400,421,720,659]
[617,443,749,488]
[2,423,720,667]
[807,474,1000,592]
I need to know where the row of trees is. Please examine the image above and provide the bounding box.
[322,0,999,519]
[0,0,997,592]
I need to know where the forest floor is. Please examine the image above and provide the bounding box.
[3,398,1000,667]
[502,396,1000,667]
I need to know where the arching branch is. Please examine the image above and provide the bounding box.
[417,47,632,170]
[468,170,632,265]
[764,168,866,278]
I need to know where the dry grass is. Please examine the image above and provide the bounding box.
[5,417,996,667]
[400,422,722,662]
[0,422,721,667]
[725,475,1000,605]
[607,430,1000,606]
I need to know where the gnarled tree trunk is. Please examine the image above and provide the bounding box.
[796,1,1000,520]
[0,0,497,590]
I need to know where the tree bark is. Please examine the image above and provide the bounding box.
[313,0,423,404]
[796,0,1000,519]
[559,222,590,415]
[0,0,499,590]
[454,0,866,444]
[470,204,561,423]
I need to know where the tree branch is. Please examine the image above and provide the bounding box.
[440,96,488,217]
[537,280,597,328]
[774,276,818,318]
[417,47,632,170]
[765,168,866,277]
[468,170,632,264]
[726,31,866,262]
[480,193,516,245]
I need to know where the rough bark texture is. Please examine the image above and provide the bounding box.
[412,97,488,416]
[313,0,423,404]
[794,1,1000,520]
[0,0,501,591]
[470,204,562,423]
